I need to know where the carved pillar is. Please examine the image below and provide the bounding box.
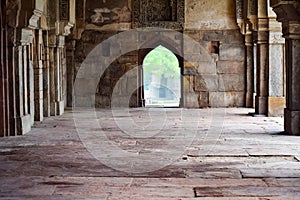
[56,36,66,115]
[49,33,57,116]
[6,26,17,136]
[33,29,44,121]
[267,8,285,117]
[66,39,76,107]
[43,31,51,117]
[14,29,34,134]
[0,0,9,136]
[255,0,269,116]
[245,25,255,108]
[271,0,300,135]
[49,33,65,115]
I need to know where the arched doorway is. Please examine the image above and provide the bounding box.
[142,45,181,107]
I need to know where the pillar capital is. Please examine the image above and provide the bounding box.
[271,0,300,39]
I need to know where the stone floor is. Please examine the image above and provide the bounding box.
[0,108,300,199]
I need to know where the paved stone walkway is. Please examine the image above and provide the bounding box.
[0,108,300,199]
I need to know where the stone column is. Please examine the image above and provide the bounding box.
[66,39,76,108]
[33,29,44,121]
[255,0,269,116]
[49,33,65,116]
[245,26,255,108]
[244,0,258,109]
[7,27,17,136]
[49,33,57,116]
[271,0,300,135]
[13,29,34,135]
[42,31,51,117]
[0,0,9,136]
[268,12,285,117]
[56,35,66,115]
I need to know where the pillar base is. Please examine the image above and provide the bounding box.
[255,96,268,115]
[16,115,32,135]
[51,101,65,116]
[284,109,300,135]
[268,97,285,117]
[246,92,254,108]
[57,100,64,115]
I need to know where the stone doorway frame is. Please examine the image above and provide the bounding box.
[138,39,184,108]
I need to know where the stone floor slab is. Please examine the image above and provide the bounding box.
[0,108,300,198]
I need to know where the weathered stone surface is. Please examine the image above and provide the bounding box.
[219,44,245,61]
[209,92,245,107]
[268,97,285,117]
[183,75,194,93]
[0,108,300,198]
[217,61,245,74]
[222,30,244,44]
[185,0,237,30]
[195,75,219,92]
[184,92,199,108]
[202,31,224,41]
[198,92,209,107]
[219,74,245,92]
[197,61,217,74]
[269,44,284,97]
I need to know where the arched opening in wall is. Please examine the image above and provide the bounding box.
[142,45,181,107]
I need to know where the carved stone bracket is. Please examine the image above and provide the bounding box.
[248,0,258,31]
[57,0,75,36]
[29,0,46,29]
[236,0,246,34]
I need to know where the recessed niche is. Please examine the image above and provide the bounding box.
[208,41,220,54]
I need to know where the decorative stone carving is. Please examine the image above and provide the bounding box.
[248,0,258,31]
[133,0,184,29]
[236,0,245,34]
[59,0,69,20]
[85,0,131,30]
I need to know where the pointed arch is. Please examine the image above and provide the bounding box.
[137,35,184,107]
[139,41,182,107]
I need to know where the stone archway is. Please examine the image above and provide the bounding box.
[143,45,181,107]
[137,35,184,107]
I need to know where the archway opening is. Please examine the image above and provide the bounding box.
[143,45,181,107]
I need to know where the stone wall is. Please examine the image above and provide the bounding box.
[183,30,245,107]
[73,0,246,108]
[74,30,138,108]
[183,0,245,108]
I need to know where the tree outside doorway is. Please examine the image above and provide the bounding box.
[143,45,181,107]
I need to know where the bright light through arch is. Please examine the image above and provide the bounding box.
[143,45,181,107]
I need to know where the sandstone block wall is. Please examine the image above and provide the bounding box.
[184,30,245,107]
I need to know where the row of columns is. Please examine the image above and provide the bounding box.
[238,0,300,135]
[0,0,70,136]
[237,0,286,117]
